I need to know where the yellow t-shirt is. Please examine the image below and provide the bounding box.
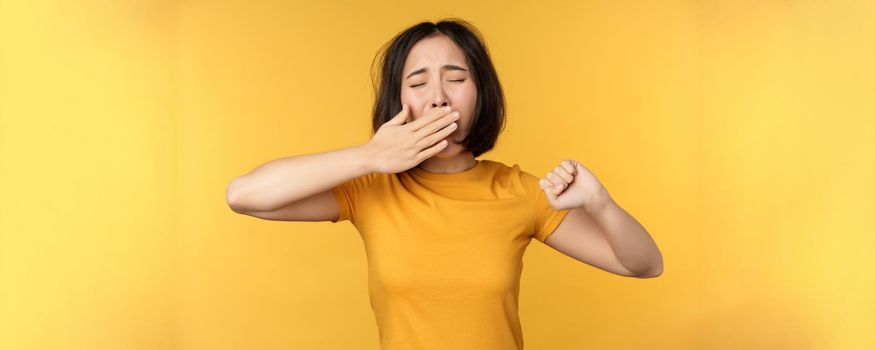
[331,158,570,350]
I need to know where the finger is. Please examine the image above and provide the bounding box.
[538,178,554,191]
[542,173,561,188]
[411,105,455,132]
[560,160,576,175]
[541,176,562,197]
[414,110,460,140]
[407,106,454,131]
[539,179,559,201]
[386,103,409,126]
[546,173,567,191]
[416,119,458,149]
[415,139,449,162]
[553,166,574,183]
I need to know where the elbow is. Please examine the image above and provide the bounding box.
[636,270,662,279]
[634,248,664,279]
[634,263,663,279]
[226,177,248,213]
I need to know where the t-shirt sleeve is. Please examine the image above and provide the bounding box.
[524,172,571,242]
[330,172,377,223]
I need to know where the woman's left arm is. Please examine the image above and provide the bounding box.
[539,159,664,278]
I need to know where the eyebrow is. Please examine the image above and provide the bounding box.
[405,64,468,80]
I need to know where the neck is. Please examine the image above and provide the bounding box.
[415,152,477,174]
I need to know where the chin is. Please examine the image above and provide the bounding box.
[433,140,464,157]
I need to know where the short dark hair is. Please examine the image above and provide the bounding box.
[369,18,506,158]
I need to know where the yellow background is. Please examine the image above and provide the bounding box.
[2,0,873,349]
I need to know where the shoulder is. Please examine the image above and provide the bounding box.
[336,171,383,195]
[482,159,537,182]
[480,159,540,196]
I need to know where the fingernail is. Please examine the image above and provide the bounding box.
[443,106,452,112]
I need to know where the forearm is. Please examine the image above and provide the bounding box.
[586,190,663,277]
[226,144,374,212]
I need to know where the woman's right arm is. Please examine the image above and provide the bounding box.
[225,144,373,220]
[225,104,460,221]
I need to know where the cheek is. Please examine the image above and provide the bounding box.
[453,103,477,128]
[461,116,475,131]
[400,92,427,119]
[450,86,477,113]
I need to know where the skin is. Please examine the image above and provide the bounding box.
[226,32,663,279]
[397,34,663,278]
[539,160,664,278]
[399,33,478,173]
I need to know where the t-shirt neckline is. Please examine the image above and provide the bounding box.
[408,159,487,182]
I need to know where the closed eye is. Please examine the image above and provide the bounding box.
[410,79,466,88]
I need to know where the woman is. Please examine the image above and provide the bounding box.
[226,18,663,350]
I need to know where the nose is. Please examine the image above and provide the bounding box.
[429,84,451,110]
[428,100,450,117]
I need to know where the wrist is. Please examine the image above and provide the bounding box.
[352,143,377,174]
[583,187,613,215]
